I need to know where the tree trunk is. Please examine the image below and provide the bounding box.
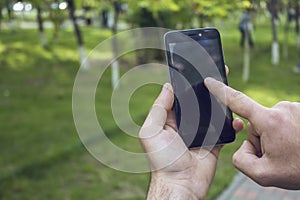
[295,1,300,49]
[67,0,88,69]
[271,14,279,65]
[267,0,280,65]
[37,6,47,48]
[102,10,109,28]
[283,7,290,59]
[243,24,250,82]
[0,6,3,31]
[5,0,13,30]
[51,0,60,46]
[111,2,120,89]
[6,0,12,21]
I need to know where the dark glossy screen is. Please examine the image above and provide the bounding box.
[165,29,235,148]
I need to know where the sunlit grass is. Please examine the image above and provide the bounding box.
[0,17,299,200]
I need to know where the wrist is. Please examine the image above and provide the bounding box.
[147,173,204,200]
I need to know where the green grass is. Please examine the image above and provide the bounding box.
[0,17,300,200]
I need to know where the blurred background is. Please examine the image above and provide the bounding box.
[0,0,300,199]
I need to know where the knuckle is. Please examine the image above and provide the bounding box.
[275,101,291,108]
[246,122,252,130]
[232,151,272,187]
[232,152,240,167]
[228,90,245,106]
[232,90,244,101]
[267,110,283,125]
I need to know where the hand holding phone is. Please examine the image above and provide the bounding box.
[164,28,235,148]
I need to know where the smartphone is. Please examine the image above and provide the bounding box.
[164,28,235,148]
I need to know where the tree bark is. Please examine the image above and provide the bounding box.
[67,0,83,46]
[67,0,88,68]
[37,6,47,48]
[111,2,121,89]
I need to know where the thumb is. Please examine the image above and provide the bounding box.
[232,141,267,183]
[140,83,174,139]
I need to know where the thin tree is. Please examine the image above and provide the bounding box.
[67,0,89,69]
[111,1,122,88]
[283,1,292,59]
[28,0,48,47]
[267,0,280,65]
[36,4,47,48]
[243,18,251,82]
[49,0,65,47]
[295,0,300,49]
[5,0,13,30]
[0,2,3,31]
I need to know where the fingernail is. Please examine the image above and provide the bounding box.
[161,83,171,94]
[204,77,216,85]
[243,140,248,145]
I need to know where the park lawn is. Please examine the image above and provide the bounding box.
[0,19,300,200]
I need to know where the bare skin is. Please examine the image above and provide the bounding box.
[139,72,244,199]
[205,77,300,190]
[139,69,300,199]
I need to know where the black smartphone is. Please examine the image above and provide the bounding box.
[164,28,235,148]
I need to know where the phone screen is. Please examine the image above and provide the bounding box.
[165,28,235,148]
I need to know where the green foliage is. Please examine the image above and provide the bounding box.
[124,0,251,29]
[126,0,179,15]
[125,0,181,28]
[1,15,300,200]
[125,7,177,28]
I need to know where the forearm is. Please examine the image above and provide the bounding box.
[146,175,201,200]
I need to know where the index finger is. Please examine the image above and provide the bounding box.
[204,77,266,123]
